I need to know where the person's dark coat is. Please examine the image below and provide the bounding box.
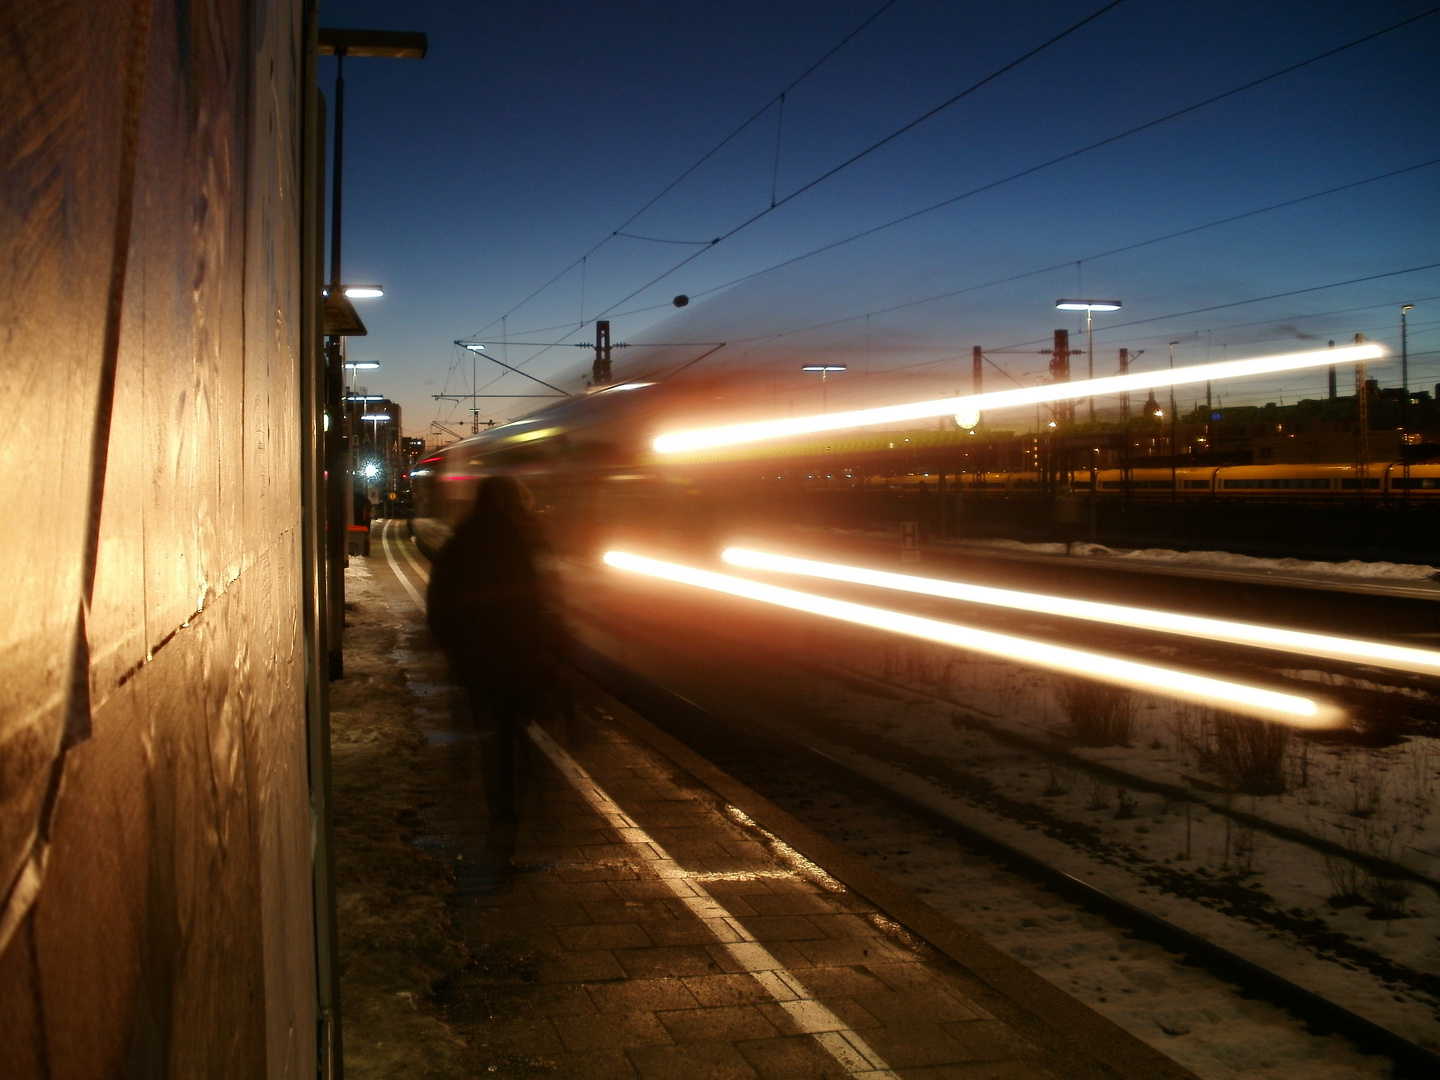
[426,477,556,701]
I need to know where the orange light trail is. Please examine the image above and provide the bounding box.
[721,548,1440,678]
[651,343,1384,455]
[602,551,1339,728]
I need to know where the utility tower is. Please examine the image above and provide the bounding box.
[1041,329,1081,424]
[593,320,612,385]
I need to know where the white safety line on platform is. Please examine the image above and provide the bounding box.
[380,520,426,606]
[526,721,901,1079]
[398,528,431,581]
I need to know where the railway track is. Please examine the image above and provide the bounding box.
[381,520,1439,1076]
[557,562,1440,1079]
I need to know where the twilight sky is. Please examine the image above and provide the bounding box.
[320,0,1440,441]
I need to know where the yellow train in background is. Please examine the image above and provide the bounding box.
[856,463,1440,499]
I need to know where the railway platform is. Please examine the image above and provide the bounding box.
[334,522,1199,1079]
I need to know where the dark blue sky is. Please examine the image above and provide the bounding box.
[321,0,1440,439]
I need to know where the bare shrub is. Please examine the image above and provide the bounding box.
[1344,753,1386,819]
[1114,789,1139,820]
[1084,778,1112,811]
[1323,848,1367,906]
[1058,678,1135,747]
[1183,709,1290,795]
[1223,819,1259,875]
[1315,815,1416,916]
[1041,764,1073,797]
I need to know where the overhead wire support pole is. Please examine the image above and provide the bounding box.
[454,341,573,395]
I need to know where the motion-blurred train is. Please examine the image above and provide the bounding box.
[410,377,1440,557]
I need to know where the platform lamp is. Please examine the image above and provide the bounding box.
[317,26,424,687]
[802,364,847,412]
[1056,299,1121,424]
[1168,341,1180,498]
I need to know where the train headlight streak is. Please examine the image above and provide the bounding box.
[721,549,1440,678]
[651,343,1385,455]
[603,551,1338,728]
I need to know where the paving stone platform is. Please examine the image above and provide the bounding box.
[406,669,1195,1080]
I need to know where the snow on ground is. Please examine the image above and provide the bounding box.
[771,624,1440,1052]
[329,564,472,1079]
[954,538,1440,582]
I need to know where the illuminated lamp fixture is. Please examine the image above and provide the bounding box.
[1056,299,1121,424]
[1055,299,1121,312]
[1143,391,1162,419]
[344,361,380,370]
[802,363,846,412]
[360,413,391,421]
[344,284,384,299]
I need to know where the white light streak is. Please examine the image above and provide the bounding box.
[652,344,1385,454]
[603,551,1339,728]
[721,549,1440,678]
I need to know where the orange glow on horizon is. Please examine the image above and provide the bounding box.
[602,550,1340,728]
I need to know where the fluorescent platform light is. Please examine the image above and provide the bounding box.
[1056,299,1121,311]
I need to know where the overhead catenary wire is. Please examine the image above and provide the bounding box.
[684,160,1440,348]
[454,8,1437,403]
[464,0,902,342]
[693,158,1440,327]
[561,12,1436,359]
[588,0,1131,322]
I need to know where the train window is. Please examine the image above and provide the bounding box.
[1182,480,1210,489]
[1222,478,1331,489]
[1392,477,1439,489]
[1338,478,1382,489]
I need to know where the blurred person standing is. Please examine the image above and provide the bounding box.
[426,476,563,864]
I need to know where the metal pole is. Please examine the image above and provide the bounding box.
[1086,308,1095,424]
[305,18,344,1075]
[1402,305,1412,501]
[324,49,349,679]
[1401,304,1411,404]
[329,51,345,290]
[1169,341,1178,500]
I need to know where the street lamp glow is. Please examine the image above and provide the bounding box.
[465,343,486,352]
[344,285,384,299]
[344,361,380,370]
[1056,299,1121,311]
[801,365,848,372]
[360,413,391,421]
[652,342,1385,455]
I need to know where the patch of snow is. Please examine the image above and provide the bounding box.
[957,538,1439,581]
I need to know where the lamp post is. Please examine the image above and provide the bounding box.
[1168,341,1179,498]
[1056,299,1121,424]
[316,27,424,683]
[801,364,846,412]
[1401,304,1413,406]
[360,412,391,517]
[1402,304,1413,500]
